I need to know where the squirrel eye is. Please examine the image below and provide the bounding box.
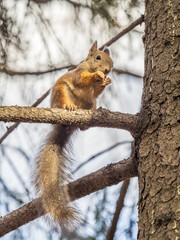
[96,55,101,60]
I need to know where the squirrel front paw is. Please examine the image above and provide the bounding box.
[94,71,111,86]
[62,103,77,110]
[94,71,105,81]
[102,77,111,86]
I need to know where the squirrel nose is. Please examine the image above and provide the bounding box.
[104,68,110,75]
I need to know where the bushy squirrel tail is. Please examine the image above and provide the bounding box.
[34,125,79,229]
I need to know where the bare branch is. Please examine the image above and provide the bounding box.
[113,68,143,79]
[0,123,19,144]
[106,179,130,240]
[0,178,24,204]
[0,65,142,78]
[0,106,141,137]
[0,156,137,237]
[0,89,51,144]
[31,89,51,108]
[0,65,73,76]
[2,152,29,196]
[73,141,131,174]
[99,15,144,50]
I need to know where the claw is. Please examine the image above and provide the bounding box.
[102,77,111,86]
[63,104,77,110]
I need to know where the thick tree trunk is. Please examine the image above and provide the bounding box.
[138,0,180,239]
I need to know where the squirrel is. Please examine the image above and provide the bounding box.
[34,41,113,230]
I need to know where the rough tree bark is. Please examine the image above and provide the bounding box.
[138,0,180,239]
[0,106,141,137]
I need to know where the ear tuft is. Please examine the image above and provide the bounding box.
[86,41,98,60]
[103,48,110,56]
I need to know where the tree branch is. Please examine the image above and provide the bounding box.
[99,15,144,50]
[73,141,131,174]
[106,179,130,240]
[0,106,141,137]
[0,65,73,76]
[0,156,137,237]
[0,66,142,78]
[0,178,24,204]
[0,89,51,144]
[113,68,143,79]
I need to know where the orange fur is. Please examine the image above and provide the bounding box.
[34,41,113,231]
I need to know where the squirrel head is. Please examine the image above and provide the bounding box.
[85,41,113,75]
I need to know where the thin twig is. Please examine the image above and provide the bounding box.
[1,151,30,196]
[0,178,24,204]
[73,141,131,174]
[113,68,143,79]
[99,15,144,50]
[31,88,51,107]
[106,179,130,240]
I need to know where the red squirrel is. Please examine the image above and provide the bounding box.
[34,41,113,230]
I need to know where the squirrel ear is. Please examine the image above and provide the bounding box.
[103,48,110,56]
[86,41,98,59]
